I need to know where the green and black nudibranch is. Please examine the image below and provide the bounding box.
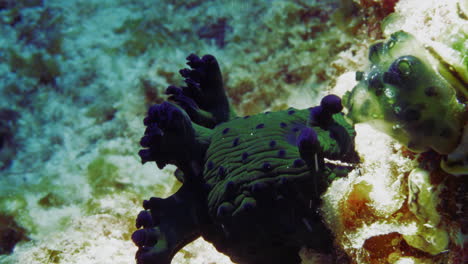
[132,53,359,264]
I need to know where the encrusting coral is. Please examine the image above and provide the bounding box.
[343,31,467,174]
[131,54,359,264]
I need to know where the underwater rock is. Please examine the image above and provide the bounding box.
[343,31,467,165]
[404,168,449,255]
[132,54,359,264]
[0,214,29,255]
[197,18,231,48]
[0,108,19,170]
[323,29,467,263]
[441,123,468,176]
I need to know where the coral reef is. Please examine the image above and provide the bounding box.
[327,21,467,263]
[0,0,465,263]
[132,54,359,264]
[333,0,400,38]
[321,124,466,264]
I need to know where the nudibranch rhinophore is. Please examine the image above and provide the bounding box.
[132,54,359,264]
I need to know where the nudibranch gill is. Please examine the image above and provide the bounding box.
[131,54,359,264]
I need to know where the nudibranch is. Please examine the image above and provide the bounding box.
[132,54,359,264]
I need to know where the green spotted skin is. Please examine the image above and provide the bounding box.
[206,109,308,219]
[203,108,353,223]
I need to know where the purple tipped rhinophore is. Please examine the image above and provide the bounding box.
[297,127,320,165]
[309,94,343,126]
[320,94,342,114]
[298,127,318,151]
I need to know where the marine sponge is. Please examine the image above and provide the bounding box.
[343,31,466,155]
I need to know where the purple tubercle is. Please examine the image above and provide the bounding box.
[218,166,226,177]
[262,162,272,171]
[293,159,305,168]
[233,137,240,147]
[207,161,214,170]
[242,152,249,161]
[278,149,286,158]
[269,140,277,148]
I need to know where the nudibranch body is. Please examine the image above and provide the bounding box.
[132,54,359,264]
